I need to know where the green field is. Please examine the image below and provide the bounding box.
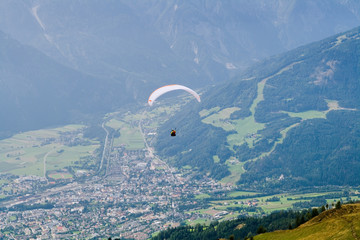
[220,159,246,185]
[202,107,240,131]
[283,110,327,120]
[213,155,220,163]
[0,179,8,186]
[201,78,269,150]
[106,104,184,150]
[195,193,211,199]
[227,116,265,148]
[227,191,260,198]
[192,190,354,219]
[106,118,144,150]
[46,145,98,171]
[0,125,100,176]
[199,107,221,118]
[48,172,73,179]
[201,106,265,149]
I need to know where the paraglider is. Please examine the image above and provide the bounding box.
[148,84,201,106]
[148,84,200,137]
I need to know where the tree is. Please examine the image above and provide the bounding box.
[320,205,326,212]
[335,201,341,209]
[256,225,267,234]
[300,215,306,225]
[311,208,319,218]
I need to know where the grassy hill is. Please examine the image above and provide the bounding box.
[255,203,360,240]
[151,203,360,240]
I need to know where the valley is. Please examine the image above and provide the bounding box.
[0,2,359,239]
[0,102,359,239]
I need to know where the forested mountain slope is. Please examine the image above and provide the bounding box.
[155,26,360,189]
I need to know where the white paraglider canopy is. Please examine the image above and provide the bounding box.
[148,84,201,106]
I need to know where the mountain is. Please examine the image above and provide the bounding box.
[0,0,208,90]
[255,203,360,240]
[0,31,127,137]
[1,0,360,90]
[154,26,360,189]
[1,0,360,135]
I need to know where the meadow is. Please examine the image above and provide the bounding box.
[106,118,144,150]
[0,125,100,177]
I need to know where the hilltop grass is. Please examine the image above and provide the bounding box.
[255,203,360,240]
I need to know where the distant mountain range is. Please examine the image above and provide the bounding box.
[0,31,127,136]
[155,26,360,189]
[1,0,360,135]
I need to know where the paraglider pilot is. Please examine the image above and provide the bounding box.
[170,129,176,137]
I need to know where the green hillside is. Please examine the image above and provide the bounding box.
[154,26,360,188]
[255,203,360,240]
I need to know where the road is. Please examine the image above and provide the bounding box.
[138,110,178,183]
[99,121,110,172]
[43,148,57,179]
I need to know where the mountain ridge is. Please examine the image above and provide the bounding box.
[154,26,360,189]
[1,0,360,136]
